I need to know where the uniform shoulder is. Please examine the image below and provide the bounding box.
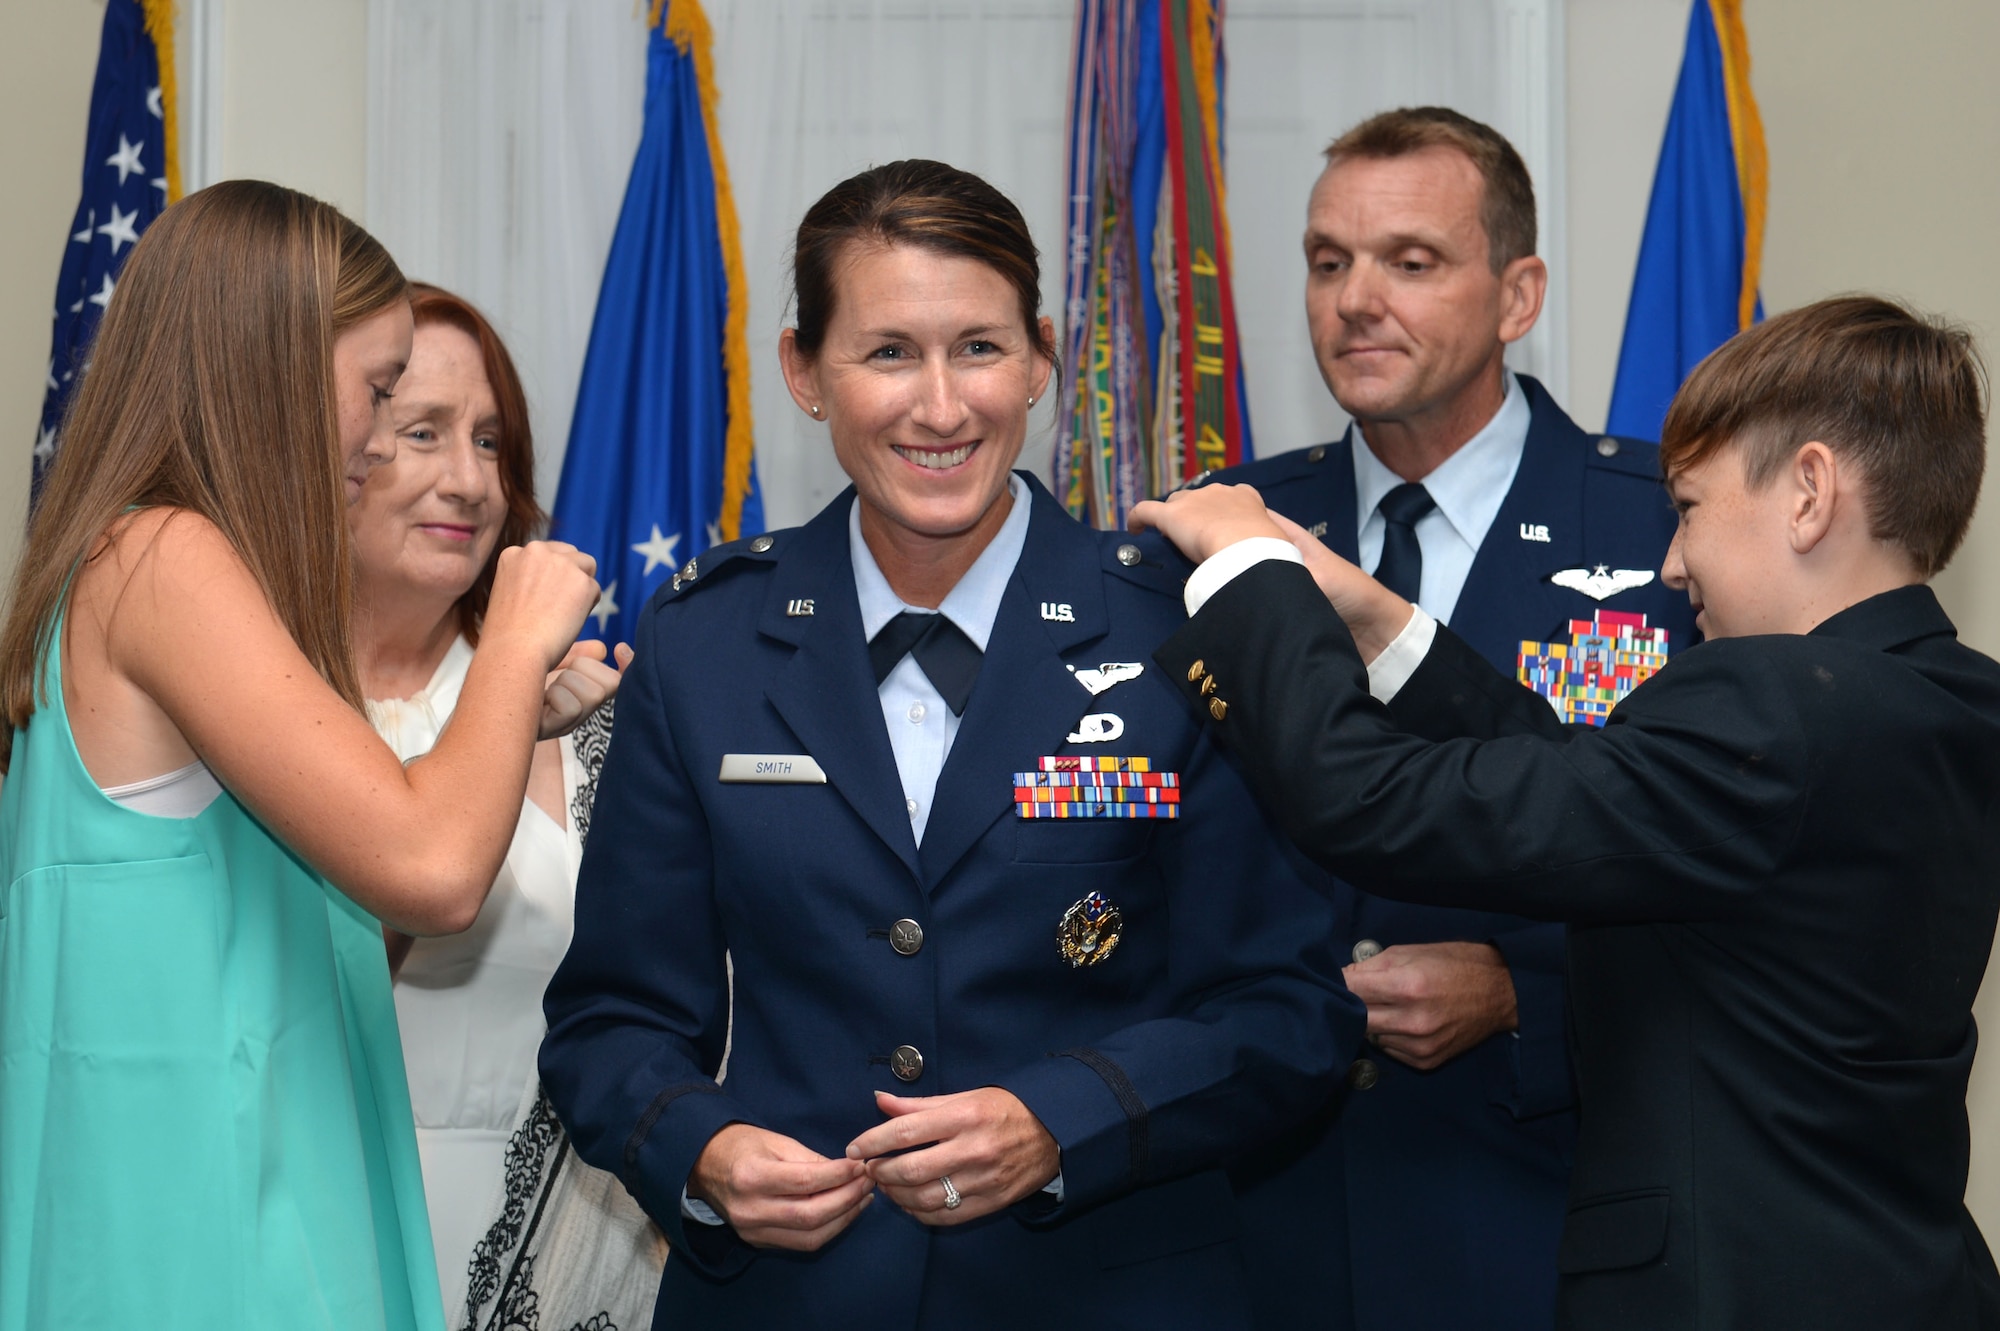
[1094,526,1194,601]
[645,526,796,614]
[1582,432,1665,482]
[1181,441,1342,496]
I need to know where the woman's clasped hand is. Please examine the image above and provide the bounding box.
[690,1087,1061,1250]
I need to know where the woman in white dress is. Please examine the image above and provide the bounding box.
[347,284,643,1323]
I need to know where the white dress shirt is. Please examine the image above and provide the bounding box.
[1352,370,1530,623]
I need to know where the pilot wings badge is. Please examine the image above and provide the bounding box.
[1550,564,1656,601]
[1068,662,1144,696]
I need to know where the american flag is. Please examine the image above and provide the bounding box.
[35,0,177,504]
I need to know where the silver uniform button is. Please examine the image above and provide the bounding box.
[889,919,925,956]
[1596,436,1620,458]
[891,1045,925,1082]
[1116,543,1142,567]
[749,534,775,553]
[1351,938,1384,963]
[1348,1058,1381,1091]
[1307,445,1327,463]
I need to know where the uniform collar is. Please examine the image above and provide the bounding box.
[848,473,1032,651]
[1807,583,1956,651]
[1352,369,1530,552]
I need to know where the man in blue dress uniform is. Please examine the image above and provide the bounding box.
[1208,108,1697,1330]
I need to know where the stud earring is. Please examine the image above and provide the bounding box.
[1027,395,1037,407]
[810,404,823,419]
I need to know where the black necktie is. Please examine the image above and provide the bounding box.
[868,611,983,715]
[1373,482,1437,604]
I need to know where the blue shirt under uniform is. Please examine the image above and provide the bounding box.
[854,474,1032,845]
[1352,371,1529,622]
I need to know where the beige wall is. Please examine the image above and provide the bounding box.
[0,0,106,589]
[1740,0,2000,1232]
[7,0,2000,1233]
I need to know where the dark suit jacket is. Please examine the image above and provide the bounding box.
[540,476,1360,1331]
[1159,560,2000,1329]
[1209,375,1694,1331]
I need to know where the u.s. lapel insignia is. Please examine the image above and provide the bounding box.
[1550,564,1656,601]
[1069,662,1144,696]
[1066,713,1124,743]
[1057,890,1123,967]
[1517,609,1670,727]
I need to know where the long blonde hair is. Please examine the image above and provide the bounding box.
[0,180,408,759]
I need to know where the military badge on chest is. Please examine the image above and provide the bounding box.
[1057,890,1123,967]
[1518,609,1670,726]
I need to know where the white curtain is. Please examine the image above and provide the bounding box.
[365,0,649,509]
[367,0,1562,531]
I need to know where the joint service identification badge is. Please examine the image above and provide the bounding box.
[1517,609,1670,726]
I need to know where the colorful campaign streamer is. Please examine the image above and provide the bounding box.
[1055,0,1254,528]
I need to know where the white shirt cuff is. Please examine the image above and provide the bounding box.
[1183,537,1305,617]
[681,1189,726,1226]
[1366,606,1437,703]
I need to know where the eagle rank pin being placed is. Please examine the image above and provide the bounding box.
[1058,890,1123,967]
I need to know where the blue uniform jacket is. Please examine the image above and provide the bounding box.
[1209,376,1697,1331]
[540,474,1362,1331]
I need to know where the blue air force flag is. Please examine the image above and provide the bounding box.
[549,1,761,645]
[36,0,178,504]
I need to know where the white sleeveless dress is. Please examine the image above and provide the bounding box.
[367,637,582,1319]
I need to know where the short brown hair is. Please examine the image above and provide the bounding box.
[2,180,408,746]
[1660,295,1988,576]
[1324,107,1537,273]
[405,283,547,642]
[788,159,1056,369]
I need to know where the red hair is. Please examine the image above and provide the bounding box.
[407,283,547,640]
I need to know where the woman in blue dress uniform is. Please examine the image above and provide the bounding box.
[539,160,1362,1331]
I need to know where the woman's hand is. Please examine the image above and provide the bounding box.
[481,540,602,671]
[846,1088,1059,1226]
[688,1123,873,1252]
[1126,482,1286,563]
[1265,510,1415,664]
[540,640,634,740]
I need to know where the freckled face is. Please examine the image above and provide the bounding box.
[1662,445,1793,639]
[787,242,1053,543]
[332,301,415,505]
[349,323,506,608]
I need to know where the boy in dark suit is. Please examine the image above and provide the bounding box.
[1131,295,2000,1329]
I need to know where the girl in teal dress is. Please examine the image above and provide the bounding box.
[0,181,619,1329]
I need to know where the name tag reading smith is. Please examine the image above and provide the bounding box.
[719,754,829,784]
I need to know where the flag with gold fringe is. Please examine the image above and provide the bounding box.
[1606,0,1766,441]
[551,0,760,645]
[1055,0,1254,528]
[34,0,180,506]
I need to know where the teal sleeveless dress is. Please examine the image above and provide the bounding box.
[0,622,444,1330]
